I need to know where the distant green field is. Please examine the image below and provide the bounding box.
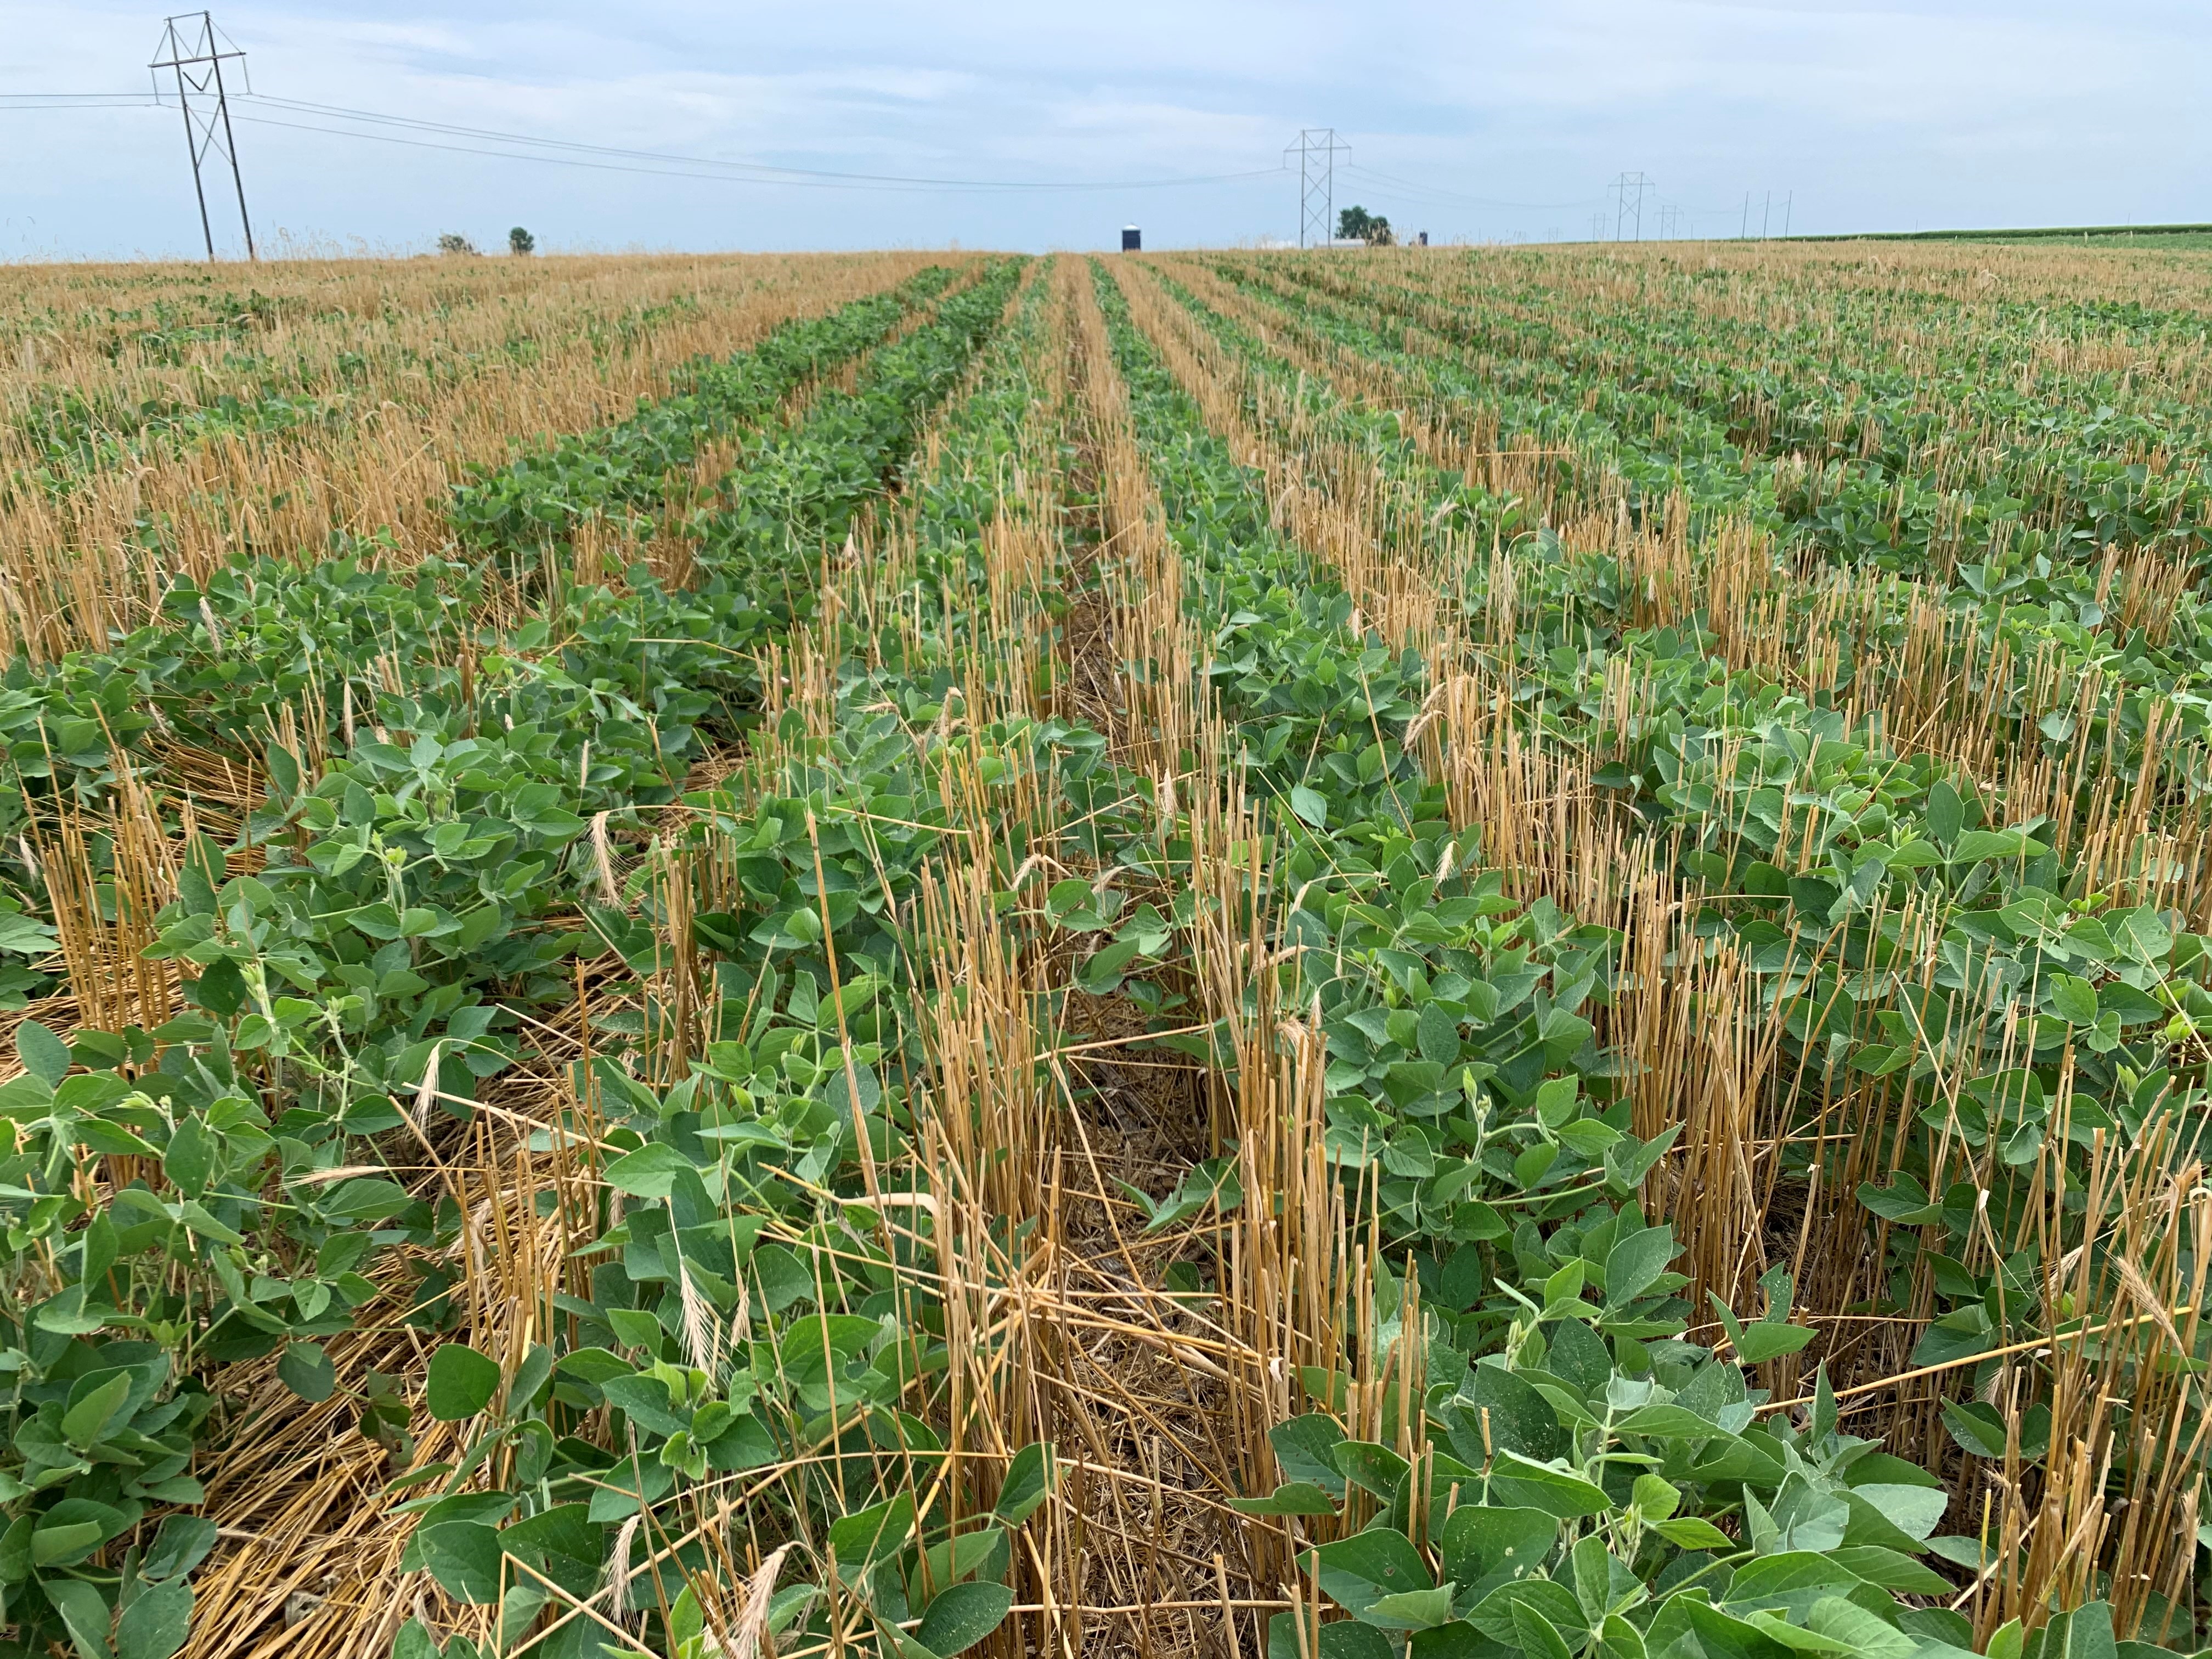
[1808,222,2212,249]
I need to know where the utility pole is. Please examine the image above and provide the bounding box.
[149,12,256,263]
[1283,129,1350,250]
[1783,192,1793,238]
[1762,190,1771,241]
[1741,193,1751,239]
[1612,171,1654,241]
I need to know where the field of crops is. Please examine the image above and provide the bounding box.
[1,236,2209,1659]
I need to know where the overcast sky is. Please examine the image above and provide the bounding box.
[3,1,2208,259]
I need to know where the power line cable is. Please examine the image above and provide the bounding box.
[0,92,163,108]
[239,93,1282,191]
[2,84,1288,194]
[227,108,1284,194]
[1342,164,1606,211]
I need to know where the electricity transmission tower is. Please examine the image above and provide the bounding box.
[1284,129,1350,249]
[1658,204,1680,239]
[1612,171,1654,241]
[150,12,256,262]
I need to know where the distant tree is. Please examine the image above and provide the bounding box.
[1336,206,1392,246]
[437,232,479,256]
[509,226,535,256]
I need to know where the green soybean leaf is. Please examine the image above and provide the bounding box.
[1807,1595,1915,1659]
[1438,1505,1557,1604]
[1228,1481,1340,1517]
[914,1581,1014,1655]
[61,1370,132,1448]
[1511,1601,1576,1659]
[1486,1452,1613,1519]
[426,1342,503,1421]
[143,1516,219,1581]
[1650,1515,1734,1549]
[994,1442,1056,1526]
[1268,1415,1350,1498]
[419,1520,506,1603]
[42,1578,116,1659]
[32,1520,106,1568]
[16,1019,72,1086]
[1848,1482,1948,1543]
[278,1340,337,1403]
[601,1141,692,1198]
[2047,974,2100,1026]
[828,1492,916,1566]
[1268,1611,1393,1659]
[115,1576,194,1659]
[1304,1526,1432,1621]
[1603,1223,1679,1306]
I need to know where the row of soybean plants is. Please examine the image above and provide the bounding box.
[0,257,1022,1657]
[1335,249,2212,581]
[1116,261,2212,1654]
[1293,250,2212,689]
[1215,253,2212,845]
[7,273,725,494]
[386,263,1103,1658]
[1182,245,2212,1413]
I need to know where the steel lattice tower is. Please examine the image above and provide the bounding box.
[1611,171,1654,242]
[1284,129,1351,249]
[150,12,256,262]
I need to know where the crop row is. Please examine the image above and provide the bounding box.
[0,257,1023,1656]
[1193,254,2212,861]
[1094,255,2209,1655]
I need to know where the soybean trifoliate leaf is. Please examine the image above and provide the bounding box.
[425,1342,502,1421]
[142,1515,219,1581]
[1227,1481,1340,1517]
[2047,974,2100,1026]
[15,1019,71,1086]
[419,1520,505,1603]
[42,1581,116,1659]
[1486,1452,1613,1519]
[1438,1505,1558,1604]
[1368,1583,1458,1632]
[1603,1223,1679,1307]
[1331,1440,1410,1502]
[0,910,59,955]
[828,1492,915,1566]
[1534,1075,1579,1129]
[1510,1600,1577,1659]
[114,1575,194,1659]
[601,1141,692,1199]
[1650,1516,1734,1550]
[1847,1483,1948,1543]
[277,1340,336,1403]
[1806,1595,1916,1659]
[913,1581,1014,1655]
[1631,1473,1681,1521]
[1303,1525,1432,1620]
[1266,1610,1393,1659]
[1268,1415,1348,1498]
[31,1521,106,1568]
[993,1442,1056,1525]
[60,1370,132,1449]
